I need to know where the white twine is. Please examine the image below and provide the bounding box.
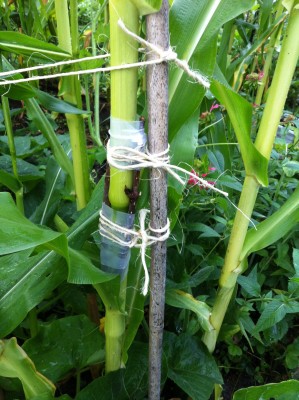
[106,140,229,197]
[117,19,210,89]
[0,20,209,89]
[99,208,170,296]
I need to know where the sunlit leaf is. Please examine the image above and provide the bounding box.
[165,289,213,332]
[130,0,162,15]
[0,31,70,60]
[210,79,268,186]
[241,185,299,260]
[233,379,299,400]
[0,338,55,399]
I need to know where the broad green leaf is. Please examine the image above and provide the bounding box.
[34,89,88,115]
[25,98,74,182]
[129,0,162,15]
[254,299,288,333]
[241,184,299,260]
[0,31,70,60]
[233,379,299,400]
[0,251,67,337]
[283,0,299,12]
[169,0,255,140]
[0,181,105,336]
[210,79,268,186]
[23,315,105,383]
[76,342,155,400]
[0,338,55,400]
[165,289,213,332]
[0,169,21,192]
[0,192,67,255]
[0,56,36,99]
[164,332,222,400]
[293,248,299,275]
[167,266,215,290]
[285,338,299,369]
[188,222,221,238]
[237,266,261,297]
[68,247,116,284]
[0,154,44,182]
[30,157,67,225]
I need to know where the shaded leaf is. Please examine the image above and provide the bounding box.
[76,342,154,400]
[164,332,222,400]
[254,299,288,333]
[0,154,44,182]
[23,315,105,383]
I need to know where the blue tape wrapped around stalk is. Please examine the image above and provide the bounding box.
[100,118,147,278]
[100,203,135,279]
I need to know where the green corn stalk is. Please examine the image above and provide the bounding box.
[102,0,163,374]
[203,1,299,353]
[54,0,90,210]
[101,0,139,374]
[107,0,139,212]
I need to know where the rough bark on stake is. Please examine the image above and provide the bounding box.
[146,1,169,399]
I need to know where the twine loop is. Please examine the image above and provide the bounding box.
[99,208,170,295]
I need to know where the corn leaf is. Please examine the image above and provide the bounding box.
[165,289,213,332]
[0,192,67,255]
[169,0,255,141]
[241,184,299,260]
[0,31,70,60]
[210,79,269,186]
[129,0,162,15]
[0,338,55,399]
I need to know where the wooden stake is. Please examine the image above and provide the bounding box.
[147,1,169,399]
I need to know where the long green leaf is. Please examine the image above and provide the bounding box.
[0,192,67,255]
[241,184,299,260]
[0,181,106,337]
[24,98,74,182]
[68,248,116,284]
[0,31,70,60]
[165,289,213,332]
[0,56,36,99]
[169,0,255,140]
[0,338,55,399]
[0,169,21,192]
[210,79,269,186]
[34,89,88,115]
